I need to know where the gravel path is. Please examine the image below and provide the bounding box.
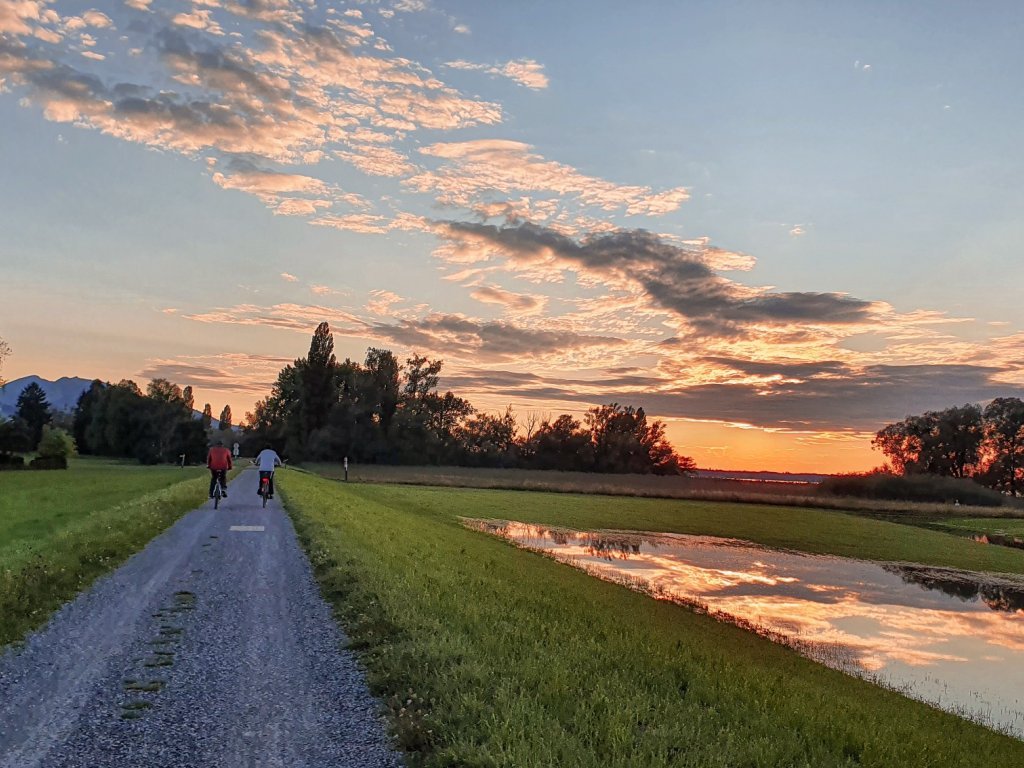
[0,469,402,768]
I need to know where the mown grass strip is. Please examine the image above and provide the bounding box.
[0,462,239,646]
[282,473,1024,768]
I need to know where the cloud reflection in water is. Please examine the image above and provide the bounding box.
[470,520,1024,738]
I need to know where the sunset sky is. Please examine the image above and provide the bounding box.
[2,1,1023,472]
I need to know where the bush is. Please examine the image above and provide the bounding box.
[0,454,25,471]
[29,455,68,470]
[37,425,77,460]
[819,472,1005,507]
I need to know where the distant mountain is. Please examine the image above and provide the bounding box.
[0,375,93,417]
[0,376,224,428]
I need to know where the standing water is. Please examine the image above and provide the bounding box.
[468,520,1024,738]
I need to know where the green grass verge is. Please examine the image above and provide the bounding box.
[281,474,1024,767]
[937,518,1024,537]
[0,459,236,646]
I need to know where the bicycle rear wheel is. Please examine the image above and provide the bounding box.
[214,485,221,509]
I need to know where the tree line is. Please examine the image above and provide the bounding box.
[0,382,77,468]
[873,398,1024,495]
[243,322,695,475]
[72,379,239,464]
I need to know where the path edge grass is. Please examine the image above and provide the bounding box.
[281,472,1024,768]
[0,467,242,647]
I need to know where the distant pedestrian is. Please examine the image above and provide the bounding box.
[206,440,233,498]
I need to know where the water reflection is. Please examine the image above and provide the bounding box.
[469,520,1024,738]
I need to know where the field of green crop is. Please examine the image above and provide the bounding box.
[0,458,229,645]
[281,473,1024,767]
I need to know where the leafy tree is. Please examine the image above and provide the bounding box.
[585,403,693,475]
[458,406,518,467]
[202,403,213,430]
[219,405,233,432]
[364,347,400,435]
[16,382,51,448]
[73,378,205,464]
[403,354,443,405]
[0,418,31,456]
[37,425,76,459]
[873,405,983,478]
[0,338,9,387]
[182,385,195,413]
[526,414,592,471]
[295,322,339,446]
[980,397,1024,495]
[73,380,107,454]
[147,378,185,405]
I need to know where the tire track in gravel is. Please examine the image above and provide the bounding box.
[0,469,401,768]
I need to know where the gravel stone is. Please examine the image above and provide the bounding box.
[0,469,402,768]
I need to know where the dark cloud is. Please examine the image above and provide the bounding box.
[137,362,274,393]
[439,222,877,338]
[701,357,848,380]
[366,313,625,361]
[440,363,1024,431]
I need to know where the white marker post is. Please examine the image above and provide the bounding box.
[179,453,186,468]
[344,456,349,482]
[233,442,240,459]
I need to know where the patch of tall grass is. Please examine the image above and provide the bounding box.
[281,474,1024,767]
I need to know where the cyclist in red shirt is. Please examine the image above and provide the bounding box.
[206,440,233,498]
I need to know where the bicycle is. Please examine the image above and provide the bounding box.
[212,474,226,509]
[258,472,273,508]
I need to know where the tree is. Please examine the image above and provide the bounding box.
[0,338,9,387]
[585,403,693,475]
[873,405,983,478]
[526,414,592,471]
[403,354,443,405]
[147,378,185,405]
[202,404,213,430]
[980,397,1024,495]
[73,380,107,454]
[16,382,51,448]
[295,322,339,444]
[0,418,31,456]
[364,347,401,435]
[219,405,233,432]
[457,406,518,467]
[37,425,77,459]
[182,385,195,413]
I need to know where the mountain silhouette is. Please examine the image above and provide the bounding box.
[0,376,224,428]
[0,375,93,417]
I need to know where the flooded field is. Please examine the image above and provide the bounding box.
[469,520,1024,737]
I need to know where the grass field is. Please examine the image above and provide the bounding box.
[281,473,1024,767]
[308,463,1024,520]
[937,518,1024,537]
[0,458,233,646]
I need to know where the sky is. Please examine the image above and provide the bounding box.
[1,0,1023,473]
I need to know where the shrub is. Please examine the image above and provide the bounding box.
[37,425,77,460]
[0,454,25,471]
[819,472,1005,507]
[29,455,68,470]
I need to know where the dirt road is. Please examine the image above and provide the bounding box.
[0,469,400,768]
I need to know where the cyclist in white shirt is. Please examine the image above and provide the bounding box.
[254,445,283,498]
